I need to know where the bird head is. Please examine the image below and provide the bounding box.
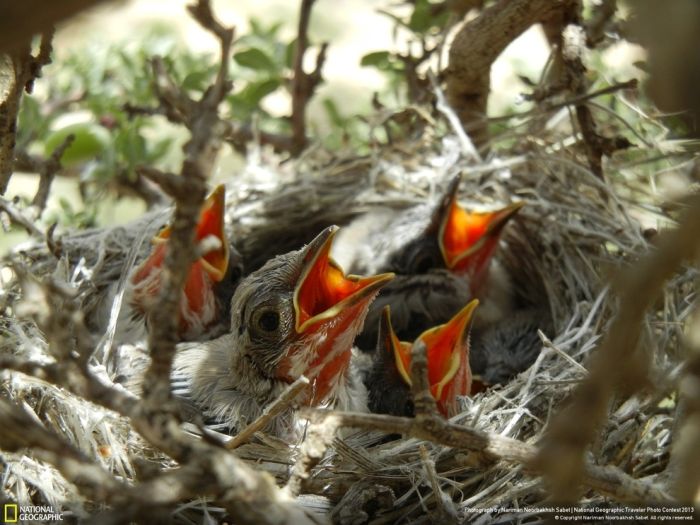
[435,179,523,289]
[130,184,233,339]
[379,299,478,417]
[230,226,394,405]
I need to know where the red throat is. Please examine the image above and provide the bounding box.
[385,300,478,417]
[439,200,523,289]
[279,227,394,404]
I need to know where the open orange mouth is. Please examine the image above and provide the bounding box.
[383,299,479,416]
[130,184,230,337]
[294,226,394,334]
[148,184,229,282]
[439,199,524,273]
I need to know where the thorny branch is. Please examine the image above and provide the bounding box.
[1,2,315,523]
[141,0,232,407]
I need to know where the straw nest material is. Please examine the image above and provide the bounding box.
[0,119,691,523]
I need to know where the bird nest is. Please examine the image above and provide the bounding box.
[0,125,691,523]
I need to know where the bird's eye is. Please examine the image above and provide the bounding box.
[256,309,280,332]
[410,251,438,274]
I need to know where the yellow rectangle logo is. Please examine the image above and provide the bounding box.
[4,503,18,523]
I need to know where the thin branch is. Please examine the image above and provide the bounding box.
[31,133,75,212]
[303,408,673,505]
[290,0,326,155]
[0,197,44,237]
[419,445,459,524]
[227,376,310,449]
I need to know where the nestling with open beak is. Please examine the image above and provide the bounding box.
[99,184,243,345]
[345,175,522,351]
[172,226,394,437]
[363,300,479,418]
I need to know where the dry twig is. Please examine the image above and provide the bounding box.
[290,0,327,155]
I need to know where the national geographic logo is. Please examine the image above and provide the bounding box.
[3,504,63,523]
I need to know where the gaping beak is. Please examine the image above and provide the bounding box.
[383,300,479,417]
[379,305,412,386]
[294,226,394,334]
[195,184,229,282]
[286,226,394,404]
[149,184,229,282]
[130,184,230,338]
[438,199,524,275]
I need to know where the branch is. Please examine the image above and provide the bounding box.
[303,408,673,505]
[445,0,576,149]
[31,133,75,212]
[0,0,107,54]
[141,0,233,410]
[537,194,700,502]
[227,376,310,449]
[0,196,44,237]
[0,31,54,194]
[290,0,326,155]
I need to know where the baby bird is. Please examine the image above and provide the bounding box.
[93,184,243,345]
[172,226,394,437]
[346,175,522,349]
[364,300,479,418]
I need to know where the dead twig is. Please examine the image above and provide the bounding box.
[0,197,44,237]
[419,445,459,524]
[227,376,311,449]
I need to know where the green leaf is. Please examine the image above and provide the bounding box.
[182,70,211,91]
[361,51,392,67]
[322,98,346,128]
[44,123,111,166]
[234,48,278,72]
[285,38,298,69]
[409,0,432,33]
[234,78,281,109]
